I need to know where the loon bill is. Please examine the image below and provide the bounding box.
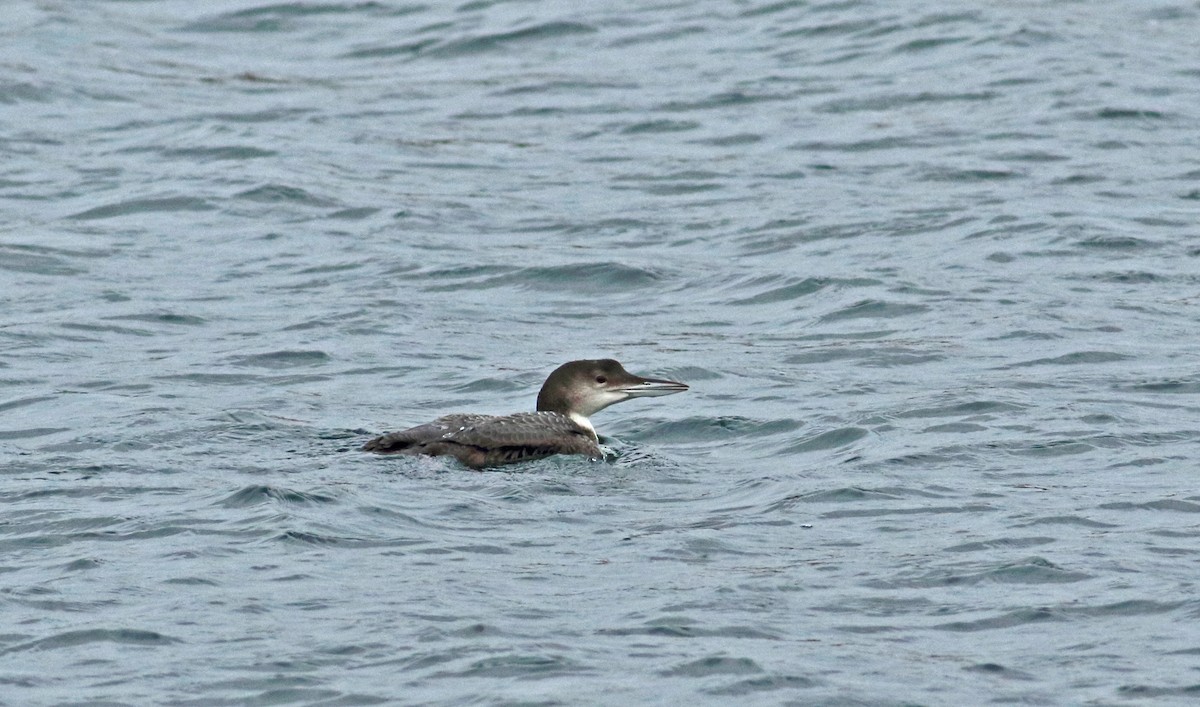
[362,359,688,469]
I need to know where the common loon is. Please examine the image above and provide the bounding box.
[362,359,688,468]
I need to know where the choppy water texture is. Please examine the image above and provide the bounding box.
[4,1,1200,704]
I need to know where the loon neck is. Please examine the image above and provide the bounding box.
[567,411,597,440]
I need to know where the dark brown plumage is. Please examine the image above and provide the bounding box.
[362,412,601,468]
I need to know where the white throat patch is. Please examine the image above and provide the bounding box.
[568,411,597,439]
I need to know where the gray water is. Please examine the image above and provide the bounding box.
[4,1,1200,704]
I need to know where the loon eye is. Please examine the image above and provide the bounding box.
[595,376,607,384]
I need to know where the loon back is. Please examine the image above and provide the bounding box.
[361,412,602,469]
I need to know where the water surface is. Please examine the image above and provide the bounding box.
[4,1,1200,704]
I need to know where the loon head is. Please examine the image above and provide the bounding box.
[536,359,688,424]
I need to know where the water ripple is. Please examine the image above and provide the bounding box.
[5,0,1199,704]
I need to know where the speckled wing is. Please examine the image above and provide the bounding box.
[362,414,495,454]
[363,411,602,469]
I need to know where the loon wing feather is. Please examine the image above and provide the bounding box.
[361,414,496,454]
[362,412,601,468]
